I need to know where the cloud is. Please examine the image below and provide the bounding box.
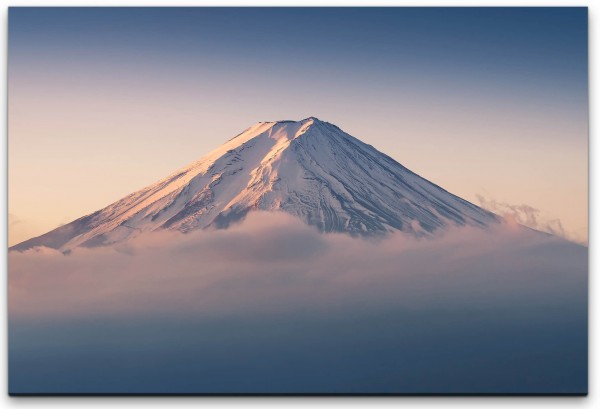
[476,194,582,243]
[8,213,40,247]
[9,213,22,227]
[8,211,587,321]
[7,212,588,393]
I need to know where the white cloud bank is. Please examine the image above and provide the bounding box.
[7,212,588,394]
[8,212,587,322]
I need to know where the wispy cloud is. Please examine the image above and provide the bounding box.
[9,213,22,227]
[476,195,584,244]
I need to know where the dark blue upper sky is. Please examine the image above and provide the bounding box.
[9,7,587,93]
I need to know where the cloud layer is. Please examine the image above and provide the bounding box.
[8,212,587,321]
[8,212,588,394]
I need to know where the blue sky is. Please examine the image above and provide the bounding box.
[8,7,589,243]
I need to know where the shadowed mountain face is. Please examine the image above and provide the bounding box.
[11,117,498,251]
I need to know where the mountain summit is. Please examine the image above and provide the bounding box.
[12,117,498,251]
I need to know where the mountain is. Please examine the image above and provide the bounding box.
[11,117,499,251]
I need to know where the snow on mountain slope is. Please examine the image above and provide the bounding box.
[11,117,499,251]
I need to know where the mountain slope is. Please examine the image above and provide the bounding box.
[11,117,499,251]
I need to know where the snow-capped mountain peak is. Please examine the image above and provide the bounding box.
[11,117,499,251]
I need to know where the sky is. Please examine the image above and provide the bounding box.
[8,7,588,245]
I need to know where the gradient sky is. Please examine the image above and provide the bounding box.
[8,7,588,245]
